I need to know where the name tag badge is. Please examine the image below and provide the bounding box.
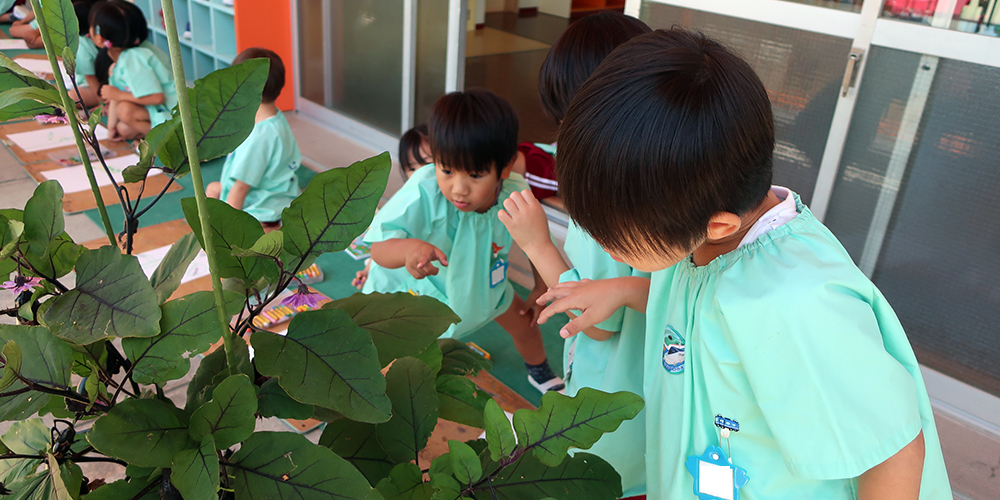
[490,259,507,288]
[686,446,749,500]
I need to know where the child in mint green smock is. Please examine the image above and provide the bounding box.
[107,45,176,128]
[218,110,301,223]
[536,28,952,500]
[364,164,527,339]
[641,191,951,500]
[207,48,300,226]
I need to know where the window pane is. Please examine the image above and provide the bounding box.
[881,0,1000,37]
[639,2,852,204]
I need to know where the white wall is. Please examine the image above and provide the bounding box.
[519,0,540,9]
[539,0,571,17]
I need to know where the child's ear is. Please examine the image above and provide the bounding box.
[706,212,742,241]
[500,157,516,180]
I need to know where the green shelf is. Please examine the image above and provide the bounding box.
[133,0,236,81]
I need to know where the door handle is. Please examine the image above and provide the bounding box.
[841,48,865,97]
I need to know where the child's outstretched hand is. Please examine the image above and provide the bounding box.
[498,189,551,253]
[405,241,448,279]
[352,260,371,289]
[536,277,650,339]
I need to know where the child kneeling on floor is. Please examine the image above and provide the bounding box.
[363,89,563,394]
[207,48,301,230]
[536,28,952,499]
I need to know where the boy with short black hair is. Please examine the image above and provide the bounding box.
[536,28,951,499]
[207,48,300,229]
[364,89,563,394]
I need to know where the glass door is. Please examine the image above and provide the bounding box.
[630,0,1000,431]
[292,0,466,153]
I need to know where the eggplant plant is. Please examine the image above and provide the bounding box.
[0,0,644,498]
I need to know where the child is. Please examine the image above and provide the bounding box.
[70,0,100,108]
[8,0,41,48]
[353,124,434,290]
[90,0,175,140]
[498,11,651,498]
[363,89,563,394]
[206,48,300,229]
[535,28,951,499]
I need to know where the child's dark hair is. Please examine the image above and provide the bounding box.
[538,12,651,123]
[398,123,430,177]
[233,48,285,103]
[89,0,132,48]
[429,89,518,179]
[557,28,775,259]
[118,0,149,46]
[94,48,112,86]
[74,0,95,36]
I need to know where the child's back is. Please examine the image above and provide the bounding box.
[109,44,176,127]
[549,28,951,499]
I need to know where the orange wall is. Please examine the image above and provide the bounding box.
[234,0,295,111]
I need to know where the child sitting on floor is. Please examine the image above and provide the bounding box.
[535,28,951,499]
[363,89,563,394]
[90,0,175,140]
[8,0,41,48]
[207,48,301,230]
[497,11,652,497]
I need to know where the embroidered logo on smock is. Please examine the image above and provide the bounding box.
[662,325,685,374]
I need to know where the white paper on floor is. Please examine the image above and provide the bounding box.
[41,154,163,193]
[135,244,211,285]
[12,57,74,87]
[0,40,30,50]
[7,124,109,153]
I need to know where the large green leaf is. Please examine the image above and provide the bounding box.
[182,197,277,284]
[436,375,490,429]
[122,290,242,385]
[375,357,439,464]
[282,152,391,258]
[22,181,64,257]
[251,308,391,423]
[466,452,622,500]
[42,246,161,344]
[227,432,382,500]
[447,440,482,485]
[0,340,22,391]
[5,460,82,500]
[438,339,492,377]
[0,454,40,484]
[324,293,460,367]
[23,233,83,280]
[375,463,434,500]
[87,399,195,468]
[149,233,201,303]
[39,0,79,62]
[0,54,57,121]
[416,340,443,375]
[0,87,62,111]
[148,59,269,176]
[513,388,644,467]
[185,341,254,413]
[256,377,314,420]
[171,435,219,500]
[189,374,256,449]
[0,325,72,421]
[84,476,158,500]
[46,452,74,500]
[319,419,395,487]
[483,400,516,462]
[1,419,49,455]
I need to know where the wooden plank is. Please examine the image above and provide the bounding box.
[24,160,183,214]
[0,119,131,165]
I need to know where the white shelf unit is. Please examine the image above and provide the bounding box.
[131,0,237,81]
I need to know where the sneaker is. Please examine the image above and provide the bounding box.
[528,374,565,394]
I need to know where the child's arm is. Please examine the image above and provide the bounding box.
[225,180,251,210]
[536,277,650,340]
[370,239,449,280]
[499,189,570,286]
[100,86,165,106]
[858,431,924,500]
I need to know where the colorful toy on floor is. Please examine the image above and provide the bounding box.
[294,263,324,284]
[252,301,322,329]
[466,342,491,360]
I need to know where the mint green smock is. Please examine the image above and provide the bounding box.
[74,35,98,87]
[0,1,16,15]
[559,221,649,498]
[643,193,951,499]
[219,111,301,223]
[109,45,177,128]
[362,165,528,339]
[139,41,171,69]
